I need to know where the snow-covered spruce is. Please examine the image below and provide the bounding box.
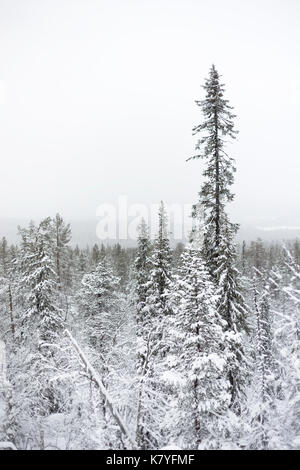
[169,245,230,449]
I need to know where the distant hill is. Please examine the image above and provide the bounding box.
[0,217,299,248]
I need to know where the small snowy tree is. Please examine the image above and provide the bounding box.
[268,250,300,448]
[134,204,173,449]
[77,259,120,367]
[19,219,65,409]
[214,228,249,411]
[170,245,230,449]
[247,274,276,450]
[51,214,71,291]
[145,202,172,327]
[135,218,152,321]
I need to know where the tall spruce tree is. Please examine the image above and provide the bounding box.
[188,64,238,269]
[188,66,249,410]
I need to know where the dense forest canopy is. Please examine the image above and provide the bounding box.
[0,66,299,450]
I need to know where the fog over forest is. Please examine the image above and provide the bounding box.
[0,0,299,453]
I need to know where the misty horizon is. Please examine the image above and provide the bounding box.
[0,0,299,233]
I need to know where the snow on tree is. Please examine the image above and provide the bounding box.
[133,218,158,448]
[18,218,64,344]
[135,218,152,320]
[214,226,249,411]
[249,274,275,449]
[188,66,249,412]
[169,244,230,449]
[91,243,101,266]
[267,250,300,448]
[51,214,71,291]
[0,237,15,340]
[144,202,172,327]
[187,64,238,272]
[76,259,129,447]
[0,55,297,450]
[65,328,137,449]
[0,219,69,447]
[133,205,173,449]
[77,259,120,361]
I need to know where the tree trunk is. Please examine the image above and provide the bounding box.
[65,329,137,449]
[8,285,15,340]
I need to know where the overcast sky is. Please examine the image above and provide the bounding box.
[0,0,299,233]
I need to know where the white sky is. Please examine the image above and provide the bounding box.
[0,0,299,229]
